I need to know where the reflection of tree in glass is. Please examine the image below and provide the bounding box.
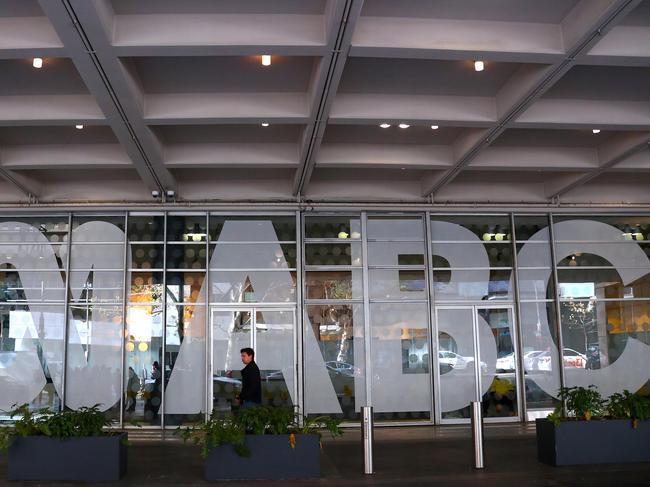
[562,300,596,353]
[324,280,352,300]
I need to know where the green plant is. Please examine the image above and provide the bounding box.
[178,406,341,458]
[0,404,111,453]
[552,386,605,422]
[607,390,650,426]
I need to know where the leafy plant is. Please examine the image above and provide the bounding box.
[607,390,650,426]
[178,406,341,458]
[0,404,111,453]
[552,386,606,422]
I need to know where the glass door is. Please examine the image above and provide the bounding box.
[210,306,296,414]
[434,305,520,423]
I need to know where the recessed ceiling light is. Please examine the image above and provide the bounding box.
[261,122,269,127]
[379,123,391,128]
[592,129,601,134]
[431,125,439,130]
[75,124,84,130]
[32,58,43,69]
[261,55,271,66]
[398,123,410,129]
[474,60,484,72]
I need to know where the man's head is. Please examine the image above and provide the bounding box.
[240,347,254,365]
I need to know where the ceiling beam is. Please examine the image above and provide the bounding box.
[421,0,642,198]
[0,150,41,201]
[546,132,650,198]
[38,0,177,193]
[292,0,364,196]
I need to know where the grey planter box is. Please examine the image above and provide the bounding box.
[536,418,650,466]
[204,433,320,480]
[7,433,127,481]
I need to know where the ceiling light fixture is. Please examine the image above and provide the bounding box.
[474,60,484,72]
[32,58,43,69]
[431,125,439,130]
[379,123,391,128]
[592,129,601,134]
[398,123,410,129]
[75,124,84,130]
[261,122,269,127]
[261,55,271,66]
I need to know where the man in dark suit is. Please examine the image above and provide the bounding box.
[237,347,261,409]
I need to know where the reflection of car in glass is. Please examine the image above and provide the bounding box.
[438,351,488,372]
[523,350,544,370]
[496,353,515,371]
[532,348,587,370]
[265,370,284,381]
[325,361,356,377]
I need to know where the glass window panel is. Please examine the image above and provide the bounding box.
[66,304,122,421]
[514,215,549,241]
[553,216,650,242]
[210,270,297,303]
[210,216,295,242]
[519,301,559,411]
[164,304,206,426]
[370,302,430,420]
[166,243,207,270]
[517,269,554,300]
[432,242,513,267]
[124,304,163,425]
[555,243,650,268]
[305,304,364,420]
[210,243,296,269]
[71,215,125,236]
[369,269,427,301]
[305,243,360,267]
[129,244,165,270]
[304,216,361,239]
[0,217,69,243]
[367,216,424,240]
[70,243,124,270]
[431,216,510,242]
[557,268,650,299]
[166,272,205,304]
[129,272,164,303]
[127,215,164,241]
[368,242,425,266]
[0,269,66,303]
[305,271,362,301]
[0,244,65,269]
[69,271,124,303]
[0,304,64,419]
[516,242,552,268]
[167,214,207,242]
[432,269,513,301]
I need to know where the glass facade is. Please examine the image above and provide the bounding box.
[1,211,649,426]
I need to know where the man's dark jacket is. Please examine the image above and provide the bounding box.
[240,361,262,404]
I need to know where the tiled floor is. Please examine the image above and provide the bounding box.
[1,424,648,486]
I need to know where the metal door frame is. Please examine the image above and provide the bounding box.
[433,303,521,424]
[208,305,297,414]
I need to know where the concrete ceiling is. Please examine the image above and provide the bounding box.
[0,0,648,205]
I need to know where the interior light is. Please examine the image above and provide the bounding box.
[75,124,84,130]
[431,125,439,130]
[592,129,601,134]
[261,55,271,66]
[184,223,207,241]
[261,122,269,127]
[474,60,484,72]
[138,342,149,352]
[398,123,410,129]
[32,58,43,69]
[380,123,391,128]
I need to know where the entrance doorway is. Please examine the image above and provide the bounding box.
[210,306,296,413]
[434,305,520,423]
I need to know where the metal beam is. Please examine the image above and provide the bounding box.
[292,0,364,196]
[422,0,642,197]
[547,132,650,198]
[38,0,177,193]
[0,150,41,201]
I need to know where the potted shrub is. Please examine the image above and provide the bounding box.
[536,386,650,466]
[179,405,341,480]
[0,405,127,481]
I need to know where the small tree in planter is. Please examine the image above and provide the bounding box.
[179,405,341,480]
[537,386,650,466]
[0,404,127,481]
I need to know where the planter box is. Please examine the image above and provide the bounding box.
[204,433,320,480]
[8,433,127,481]
[536,418,650,466]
